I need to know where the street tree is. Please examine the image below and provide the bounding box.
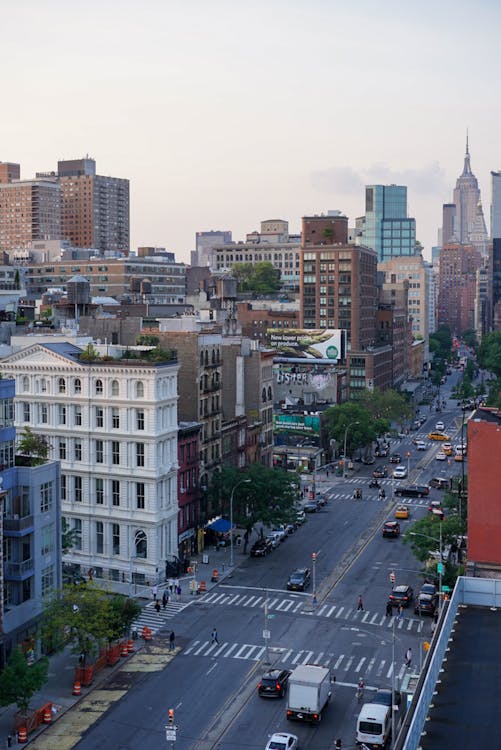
[324,401,389,456]
[357,388,413,425]
[478,331,501,378]
[462,329,478,350]
[429,326,452,360]
[0,648,49,715]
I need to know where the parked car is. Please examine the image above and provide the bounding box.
[373,465,388,479]
[375,445,389,457]
[389,453,402,463]
[294,510,306,526]
[395,504,410,519]
[258,668,291,698]
[250,539,273,557]
[266,534,281,549]
[429,477,449,489]
[304,500,319,513]
[394,484,429,498]
[420,582,437,596]
[271,527,287,542]
[373,688,402,708]
[361,456,375,465]
[287,568,311,591]
[393,465,407,479]
[382,521,400,538]
[265,733,298,750]
[388,584,414,608]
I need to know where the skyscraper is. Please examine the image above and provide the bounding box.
[0,178,61,251]
[452,135,482,244]
[441,203,456,245]
[491,171,501,239]
[361,185,416,262]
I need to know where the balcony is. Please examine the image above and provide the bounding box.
[5,558,34,579]
[3,514,34,535]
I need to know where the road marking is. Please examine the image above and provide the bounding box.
[213,642,229,657]
[301,651,314,664]
[206,663,218,675]
[366,656,376,674]
[280,648,293,663]
[194,641,210,655]
[334,654,345,669]
[223,643,238,658]
[276,600,295,612]
[355,658,366,673]
[337,607,345,618]
[326,605,337,617]
[344,656,354,671]
[184,640,199,655]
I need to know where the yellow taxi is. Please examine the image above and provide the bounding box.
[395,504,410,520]
[428,431,451,441]
[454,453,464,462]
[442,443,453,456]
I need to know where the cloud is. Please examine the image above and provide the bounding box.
[311,161,448,196]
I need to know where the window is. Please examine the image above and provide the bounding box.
[112,523,120,555]
[40,378,47,393]
[135,529,147,559]
[73,518,82,549]
[112,480,120,506]
[61,475,67,501]
[136,443,145,467]
[59,440,66,460]
[41,525,54,555]
[74,476,82,502]
[74,440,82,461]
[58,404,66,425]
[136,381,144,398]
[112,441,120,465]
[95,440,104,463]
[95,477,104,504]
[136,409,145,431]
[136,482,145,509]
[111,380,119,396]
[41,565,54,597]
[23,402,30,422]
[22,376,29,392]
[40,482,53,513]
[95,407,104,428]
[95,379,103,395]
[74,378,81,394]
[74,406,82,426]
[58,378,66,393]
[96,521,104,554]
[41,404,48,424]
[112,408,120,429]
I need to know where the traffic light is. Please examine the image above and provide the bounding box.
[168,709,174,726]
[390,571,396,584]
[312,552,316,561]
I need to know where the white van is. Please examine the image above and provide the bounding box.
[356,702,391,747]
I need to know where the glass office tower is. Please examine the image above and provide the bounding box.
[362,184,416,261]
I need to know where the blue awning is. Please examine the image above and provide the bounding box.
[205,518,233,533]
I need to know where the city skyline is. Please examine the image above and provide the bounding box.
[3,0,501,262]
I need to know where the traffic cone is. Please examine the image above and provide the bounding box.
[17,727,27,744]
[72,680,81,696]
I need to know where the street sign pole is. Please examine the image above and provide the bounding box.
[264,589,270,664]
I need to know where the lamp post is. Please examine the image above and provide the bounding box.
[343,421,360,480]
[230,478,251,568]
[410,524,443,615]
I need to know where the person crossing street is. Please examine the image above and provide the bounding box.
[210,627,219,645]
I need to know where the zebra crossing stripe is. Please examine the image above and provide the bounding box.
[184,640,199,655]
[281,649,293,663]
[223,643,238,658]
[337,607,345,618]
[326,605,337,617]
[301,651,314,664]
[377,660,386,677]
[334,655,344,669]
[264,598,279,609]
[317,605,328,616]
[344,656,354,671]
[292,651,304,665]
[213,642,228,657]
[276,600,295,612]
[366,657,376,674]
[243,595,261,607]
[293,601,304,613]
[194,641,210,655]
[355,657,366,673]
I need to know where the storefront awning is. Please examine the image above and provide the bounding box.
[205,518,233,533]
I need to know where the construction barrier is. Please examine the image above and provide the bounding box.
[211,569,219,583]
[199,580,207,594]
[17,727,27,744]
[107,643,121,666]
[142,626,152,641]
[127,639,134,654]
[120,641,128,657]
[72,680,81,696]
[43,706,52,724]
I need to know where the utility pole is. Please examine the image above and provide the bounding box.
[263,589,270,664]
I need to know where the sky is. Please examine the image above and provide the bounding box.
[2,0,501,263]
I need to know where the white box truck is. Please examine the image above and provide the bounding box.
[285,664,332,723]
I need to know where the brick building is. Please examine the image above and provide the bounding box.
[437,243,482,333]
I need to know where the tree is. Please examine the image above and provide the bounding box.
[478,331,501,378]
[462,329,478,350]
[17,427,49,465]
[357,388,413,425]
[108,596,142,640]
[429,326,452,360]
[231,262,281,294]
[403,513,465,588]
[80,343,100,362]
[324,401,389,456]
[61,517,79,555]
[0,648,49,715]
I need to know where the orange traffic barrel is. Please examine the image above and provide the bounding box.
[18,727,27,744]
[72,680,81,696]
[43,705,52,724]
[199,580,207,593]
[127,639,134,654]
[120,641,128,657]
[211,569,219,583]
[142,626,152,641]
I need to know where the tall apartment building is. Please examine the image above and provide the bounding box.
[0,179,61,252]
[360,185,416,261]
[491,171,501,240]
[1,343,180,588]
[441,203,456,245]
[437,243,482,333]
[377,279,410,387]
[0,162,20,184]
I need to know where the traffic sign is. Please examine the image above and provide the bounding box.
[165,729,177,742]
[263,629,271,639]
[268,614,275,619]
[437,562,444,574]
[442,585,451,592]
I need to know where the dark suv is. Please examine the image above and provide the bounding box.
[287,568,311,591]
[382,521,400,538]
[394,484,429,498]
[257,668,291,698]
[388,584,414,608]
[250,539,273,557]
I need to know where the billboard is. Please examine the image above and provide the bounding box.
[266,329,346,362]
[273,413,321,436]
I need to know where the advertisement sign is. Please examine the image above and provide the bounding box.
[273,413,321,435]
[266,329,345,362]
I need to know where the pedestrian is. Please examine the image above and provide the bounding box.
[169,630,175,651]
[169,578,174,595]
[176,584,181,601]
[405,647,412,668]
[210,627,219,645]
[398,604,404,619]
[385,601,393,617]
[334,740,342,750]
[154,600,161,614]
[357,595,364,611]
[174,577,179,592]
[162,590,168,609]
[326,469,329,478]
[152,584,158,601]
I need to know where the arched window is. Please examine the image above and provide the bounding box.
[95,379,103,395]
[74,378,81,394]
[111,380,119,396]
[58,377,66,394]
[22,376,29,392]
[200,350,204,366]
[204,350,208,366]
[136,381,144,398]
[267,386,272,401]
[212,348,216,364]
[135,530,147,559]
[262,387,267,403]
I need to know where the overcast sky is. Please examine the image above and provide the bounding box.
[2,0,500,262]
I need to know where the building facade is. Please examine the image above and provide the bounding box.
[452,137,482,245]
[0,162,20,184]
[192,230,232,267]
[361,185,416,261]
[177,422,201,560]
[437,243,482,333]
[1,343,180,588]
[0,180,61,252]
[491,170,501,240]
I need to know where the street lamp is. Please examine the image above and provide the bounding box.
[343,421,360,480]
[230,478,251,567]
[410,524,443,614]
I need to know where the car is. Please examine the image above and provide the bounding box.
[429,477,449,490]
[428,500,443,512]
[373,688,402,708]
[287,568,311,591]
[266,534,280,549]
[250,539,273,557]
[375,446,389,457]
[361,456,375,465]
[393,465,407,479]
[428,431,450,441]
[382,521,400,538]
[420,582,437,596]
[389,453,402,463]
[394,484,429,497]
[395,504,410,519]
[431,507,445,520]
[271,527,287,542]
[284,523,296,535]
[294,510,306,526]
[411,420,421,431]
[435,421,445,431]
[415,440,427,450]
[414,592,439,615]
[373,465,388,479]
[258,668,291,698]
[442,443,453,456]
[455,444,467,455]
[265,733,298,750]
[304,500,319,513]
[454,453,464,462]
[388,584,414,607]
[435,451,447,461]
[418,415,427,426]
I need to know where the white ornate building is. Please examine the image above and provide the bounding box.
[0,341,180,588]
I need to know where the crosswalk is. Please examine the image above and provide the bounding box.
[132,599,191,635]
[182,638,414,683]
[321,484,430,505]
[199,590,424,633]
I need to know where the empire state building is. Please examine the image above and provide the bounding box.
[452,136,486,246]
